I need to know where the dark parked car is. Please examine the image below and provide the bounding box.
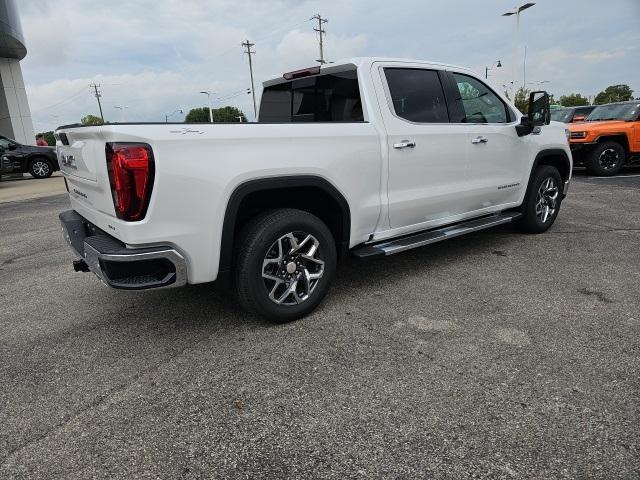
[0,135,59,179]
[550,105,596,123]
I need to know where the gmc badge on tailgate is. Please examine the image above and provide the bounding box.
[60,153,77,169]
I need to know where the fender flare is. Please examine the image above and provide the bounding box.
[524,149,572,200]
[530,149,571,181]
[218,175,351,276]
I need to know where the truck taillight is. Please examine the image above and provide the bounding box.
[105,143,154,221]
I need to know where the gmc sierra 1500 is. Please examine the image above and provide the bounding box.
[56,57,572,321]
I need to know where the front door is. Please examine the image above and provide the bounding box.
[445,71,526,208]
[377,65,471,230]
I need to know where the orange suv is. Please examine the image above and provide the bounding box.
[568,101,640,175]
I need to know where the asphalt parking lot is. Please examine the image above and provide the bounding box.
[0,171,638,479]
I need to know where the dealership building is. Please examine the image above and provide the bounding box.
[0,0,35,145]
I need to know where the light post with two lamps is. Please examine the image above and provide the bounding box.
[502,2,535,88]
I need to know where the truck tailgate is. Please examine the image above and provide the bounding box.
[56,127,116,218]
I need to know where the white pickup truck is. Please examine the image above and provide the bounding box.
[56,57,572,321]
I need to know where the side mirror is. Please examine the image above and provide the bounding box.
[516,91,550,137]
[7,143,16,150]
[528,91,550,126]
[572,114,585,122]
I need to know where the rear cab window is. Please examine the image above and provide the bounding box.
[383,68,449,123]
[259,68,364,122]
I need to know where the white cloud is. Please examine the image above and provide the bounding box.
[17,0,640,132]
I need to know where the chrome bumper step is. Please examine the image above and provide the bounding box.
[352,212,522,258]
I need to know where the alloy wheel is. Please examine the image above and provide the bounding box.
[535,177,559,224]
[261,231,325,305]
[32,161,50,177]
[598,148,620,171]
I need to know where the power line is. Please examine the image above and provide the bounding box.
[90,83,104,122]
[31,87,88,113]
[242,39,257,118]
[311,14,328,64]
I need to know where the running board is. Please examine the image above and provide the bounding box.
[352,213,522,258]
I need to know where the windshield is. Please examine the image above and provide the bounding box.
[587,103,640,122]
[551,109,573,123]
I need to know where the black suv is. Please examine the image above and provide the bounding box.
[0,135,59,179]
[550,105,596,123]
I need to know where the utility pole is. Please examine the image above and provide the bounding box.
[311,14,328,64]
[242,40,257,119]
[90,83,104,122]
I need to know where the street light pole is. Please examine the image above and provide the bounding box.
[114,105,128,122]
[200,91,214,123]
[502,3,535,89]
[165,109,183,123]
[485,60,502,79]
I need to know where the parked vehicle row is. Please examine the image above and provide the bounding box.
[0,135,59,180]
[550,105,596,123]
[55,57,571,321]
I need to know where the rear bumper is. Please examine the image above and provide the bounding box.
[59,210,187,290]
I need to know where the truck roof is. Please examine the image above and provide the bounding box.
[264,57,477,87]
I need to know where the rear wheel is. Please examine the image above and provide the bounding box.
[235,208,337,322]
[29,158,53,179]
[586,141,625,176]
[517,165,563,233]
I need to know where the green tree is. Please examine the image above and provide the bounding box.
[185,106,247,123]
[594,84,634,105]
[81,114,104,125]
[559,93,589,107]
[36,131,56,146]
[514,87,531,113]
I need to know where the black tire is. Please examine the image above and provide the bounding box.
[235,208,337,322]
[29,158,54,179]
[586,141,625,176]
[517,165,563,234]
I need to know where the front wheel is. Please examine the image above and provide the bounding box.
[235,208,337,322]
[517,165,563,234]
[29,158,53,179]
[586,141,625,176]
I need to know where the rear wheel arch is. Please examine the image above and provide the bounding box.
[219,176,351,278]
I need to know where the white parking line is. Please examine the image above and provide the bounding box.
[586,174,640,179]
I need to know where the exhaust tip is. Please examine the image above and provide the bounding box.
[73,259,90,272]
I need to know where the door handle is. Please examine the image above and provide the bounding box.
[393,140,416,149]
[471,136,488,144]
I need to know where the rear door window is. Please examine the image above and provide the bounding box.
[259,69,363,122]
[384,68,449,123]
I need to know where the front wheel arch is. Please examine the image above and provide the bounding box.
[529,149,571,186]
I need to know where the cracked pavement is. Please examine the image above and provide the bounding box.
[0,171,638,479]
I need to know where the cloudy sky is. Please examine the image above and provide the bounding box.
[18,0,640,132]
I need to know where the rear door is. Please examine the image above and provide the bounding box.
[443,71,526,209]
[375,64,471,230]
